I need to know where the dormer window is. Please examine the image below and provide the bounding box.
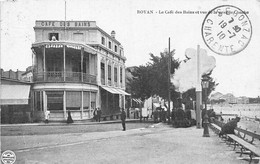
[49,33,59,41]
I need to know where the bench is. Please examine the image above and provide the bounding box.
[210,122,260,163]
[227,134,260,163]
[236,127,260,145]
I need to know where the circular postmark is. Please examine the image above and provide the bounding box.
[1,150,16,164]
[201,5,252,56]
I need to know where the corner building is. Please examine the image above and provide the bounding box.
[32,20,129,121]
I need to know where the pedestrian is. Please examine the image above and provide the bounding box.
[97,107,102,122]
[93,108,98,122]
[121,108,126,131]
[219,117,240,138]
[45,110,50,123]
[67,110,74,124]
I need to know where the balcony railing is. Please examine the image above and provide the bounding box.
[34,71,97,84]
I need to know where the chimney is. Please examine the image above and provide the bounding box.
[111,30,116,39]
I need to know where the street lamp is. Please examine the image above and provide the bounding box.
[201,76,210,137]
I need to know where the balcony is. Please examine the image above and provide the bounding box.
[33,71,97,84]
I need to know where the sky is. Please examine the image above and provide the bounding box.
[1,0,260,97]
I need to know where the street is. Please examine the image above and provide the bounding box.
[1,122,248,164]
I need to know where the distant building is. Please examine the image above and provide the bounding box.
[31,20,130,121]
[21,66,33,82]
[220,93,237,104]
[237,96,249,104]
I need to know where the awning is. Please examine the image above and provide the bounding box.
[101,86,119,94]
[0,85,31,105]
[101,86,130,95]
[117,89,131,96]
[132,98,142,104]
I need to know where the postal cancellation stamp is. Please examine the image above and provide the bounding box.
[201,5,252,56]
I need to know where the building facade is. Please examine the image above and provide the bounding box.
[31,20,129,121]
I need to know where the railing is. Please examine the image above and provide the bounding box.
[34,71,96,84]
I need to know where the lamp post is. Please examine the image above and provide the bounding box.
[202,76,210,137]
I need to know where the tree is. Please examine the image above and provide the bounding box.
[126,51,180,101]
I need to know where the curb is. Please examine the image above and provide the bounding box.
[1,119,154,127]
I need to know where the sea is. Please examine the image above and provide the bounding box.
[210,103,260,119]
[210,103,260,147]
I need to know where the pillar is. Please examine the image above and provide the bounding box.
[43,91,47,113]
[81,91,83,119]
[63,91,66,119]
[63,45,66,81]
[43,46,46,81]
[81,47,84,82]
[89,91,92,119]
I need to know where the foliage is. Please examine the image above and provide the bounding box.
[127,51,180,101]
[126,49,218,108]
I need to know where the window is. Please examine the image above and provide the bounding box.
[101,62,105,84]
[66,91,81,110]
[108,41,111,49]
[49,33,59,41]
[101,37,105,45]
[46,91,63,110]
[115,45,117,52]
[114,67,117,83]
[108,65,111,81]
[120,67,122,83]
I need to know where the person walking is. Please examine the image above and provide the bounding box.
[67,110,74,124]
[45,110,50,124]
[97,107,102,122]
[121,108,126,131]
[93,108,98,122]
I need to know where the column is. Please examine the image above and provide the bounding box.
[123,95,125,110]
[43,46,46,81]
[63,91,66,119]
[63,45,66,81]
[81,91,83,119]
[89,91,92,119]
[40,91,43,111]
[81,48,84,82]
[43,91,47,113]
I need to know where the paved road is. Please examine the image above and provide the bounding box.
[1,123,249,164]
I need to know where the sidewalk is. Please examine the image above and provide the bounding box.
[2,123,251,164]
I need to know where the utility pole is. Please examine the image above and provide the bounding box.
[167,38,171,123]
[196,45,202,128]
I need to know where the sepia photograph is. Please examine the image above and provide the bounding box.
[0,0,260,163]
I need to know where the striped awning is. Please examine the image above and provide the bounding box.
[132,98,142,103]
[0,85,30,105]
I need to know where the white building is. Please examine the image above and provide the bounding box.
[31,20,129,121]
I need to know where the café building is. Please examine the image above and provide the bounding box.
[31,20,129,121]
